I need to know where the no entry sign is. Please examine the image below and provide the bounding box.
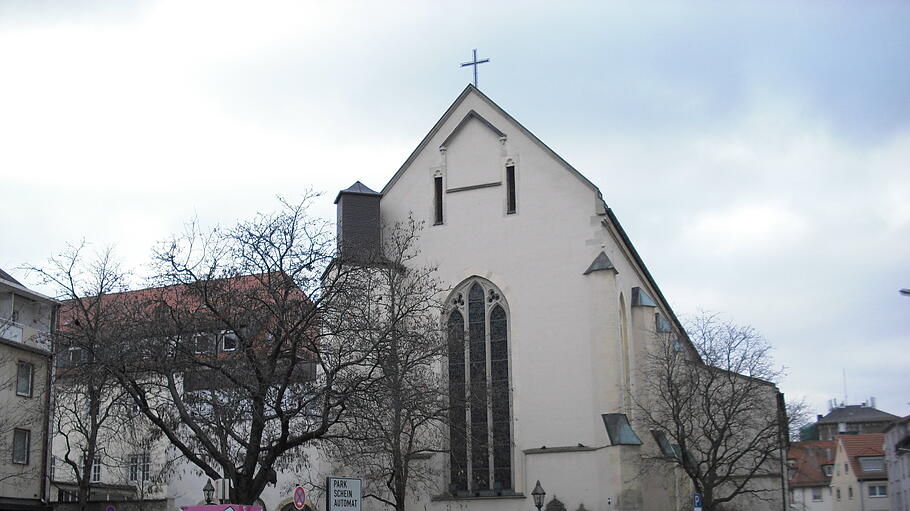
[293,486,307,510]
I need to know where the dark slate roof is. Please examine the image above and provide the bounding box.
[334,181,381,204]
[817,405,899,424]
[0,268,22,285]
[583,251,616,275]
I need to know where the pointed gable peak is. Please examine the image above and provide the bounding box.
[439,109,506,149]
[381,84,601,198]
[334,181,380,204]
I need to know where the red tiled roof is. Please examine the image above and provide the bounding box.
[789,441,835,487]
[839,433,887,481]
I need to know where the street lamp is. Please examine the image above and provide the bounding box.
[203,479,215,505]
[531,480,546,511]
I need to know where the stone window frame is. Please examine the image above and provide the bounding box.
[445,277,514,496]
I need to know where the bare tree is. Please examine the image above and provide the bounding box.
[97,195,394,505]
[321,218,448,511]
[26,243,132,511]
[636,313,791,511]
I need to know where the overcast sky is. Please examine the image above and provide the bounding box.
[1,1,908,418]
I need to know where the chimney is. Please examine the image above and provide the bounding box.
[335,181,381,262]
[870,396,876,409]
[817,414,823,422]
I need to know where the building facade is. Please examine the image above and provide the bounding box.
[789,441,835,511]
[815,405,899,442]
[884,416,910,511]
[0,268,58,511]
[830,434,889,511]
[339,84,786,511]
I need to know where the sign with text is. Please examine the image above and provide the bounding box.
[326,477,362,511]
[693,493,702,510]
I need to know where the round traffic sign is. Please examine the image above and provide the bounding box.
[293,486,307,510]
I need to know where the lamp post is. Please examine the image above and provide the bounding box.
[203,479,215,505]
[531,480,546,511]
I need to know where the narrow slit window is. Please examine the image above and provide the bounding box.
[434,176,444,224]
[506,166,516,214]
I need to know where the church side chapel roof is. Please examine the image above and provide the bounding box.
[583,251,616,275]
[379,84,696,356]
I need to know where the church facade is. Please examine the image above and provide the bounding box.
[331,85,785,511]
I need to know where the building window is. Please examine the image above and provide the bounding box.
[845,463,849,474]
[16,361,34,397]
[221,331,238,352]
[836,487,841,500]
[434,176,444,225]
[823,464,833,476]
[858,456,884,472]
[505,165,516,214]
[446,278,511,494]
[868,485,887,497]
[12,429,30,464]
[812,487,823,501]
[193,333,216,354]
[129,453,150,482]
[848,486,853,499]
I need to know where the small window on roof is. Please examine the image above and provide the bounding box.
[221,331,238,352]
[858,456,884,472]
[602,414,642,445]
[822,464,833,476]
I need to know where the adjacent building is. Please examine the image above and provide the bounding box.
[0,268,59,511]
[884,415,910,511]
[816,404,899,442]
[830,433,889,511]
[790,440,835,511]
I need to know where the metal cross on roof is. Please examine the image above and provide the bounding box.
[461,48,490,88]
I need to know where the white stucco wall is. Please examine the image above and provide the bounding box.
[379,89,683,511]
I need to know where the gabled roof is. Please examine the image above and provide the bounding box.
[0,268,22,285]
[818,405,898,424]
[788,441,835,487]
[380,84,696,357]
[381,84,600,197]
[0,267,60,304]
[838,433,887,481]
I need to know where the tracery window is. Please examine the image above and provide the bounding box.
[447,278,512,494]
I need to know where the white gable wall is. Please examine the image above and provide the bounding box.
[380,89,678,510]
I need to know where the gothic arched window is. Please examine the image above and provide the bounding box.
[446,278,512,494]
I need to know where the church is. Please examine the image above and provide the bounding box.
[329,84,785,511]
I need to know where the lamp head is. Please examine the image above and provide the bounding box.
[531,480,546,510]
[203,479,215,504]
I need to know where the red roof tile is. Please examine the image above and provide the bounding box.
[789,441,835,487]
[839,433,887,481]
